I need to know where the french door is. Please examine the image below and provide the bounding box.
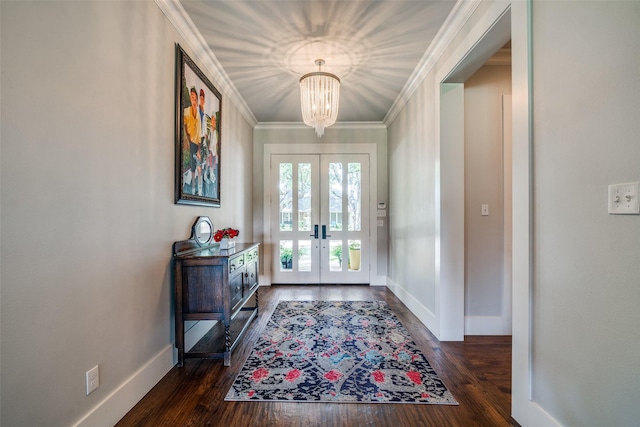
[270,154,370,284]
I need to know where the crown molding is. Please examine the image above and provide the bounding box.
[154,0,258,126]
[157,0,482,130]
[384,0,483,126]
[254,122,386,131]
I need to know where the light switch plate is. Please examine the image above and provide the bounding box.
[376,210,387,217]
[481,204,489,216]
[608,182,639,214]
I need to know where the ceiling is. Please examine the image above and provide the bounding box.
[178,0,459,125]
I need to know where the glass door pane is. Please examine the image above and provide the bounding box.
[271,155,320,284]
[319,154,370,284]
[348,163,361,231]
[279,163,292,231]
[279,240,292,271]
[328,163,343,231]
[298,163,312,232]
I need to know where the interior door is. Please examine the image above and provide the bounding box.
[271,154,370,284]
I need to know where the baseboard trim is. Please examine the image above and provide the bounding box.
[464,315,511,335]
[513,397,563,427]
[72,344,174,427]
[259,275,271,286]
[256,277,385,286]
[370,275,387,286]
[72,318,218,426]
[385,278,438,338]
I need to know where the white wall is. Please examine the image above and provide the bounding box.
[387,0,510,341]
[0,2,254,426]
[389,0,640,426]
[387,72,440,331]
[529,1,640,425]
[464,64,512,334]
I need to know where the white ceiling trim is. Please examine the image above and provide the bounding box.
[154,0,258,126]
[383,0,482,126]
[254,122,386,131]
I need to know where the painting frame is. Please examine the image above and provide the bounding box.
[175,44,222,207]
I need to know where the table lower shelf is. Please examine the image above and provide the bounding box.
[184,298,258,366]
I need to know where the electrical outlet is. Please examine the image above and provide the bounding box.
[86,365,99,395]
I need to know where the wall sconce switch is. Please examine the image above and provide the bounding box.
[608,182,639,214]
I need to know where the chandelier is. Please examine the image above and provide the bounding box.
[299,59,341,138]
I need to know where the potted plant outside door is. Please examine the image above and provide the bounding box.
[280,247,293,269]
[348,241,361,271]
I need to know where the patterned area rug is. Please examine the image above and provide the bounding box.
[225,300,458,404]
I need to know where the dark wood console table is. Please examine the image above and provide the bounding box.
[173,217,259,367]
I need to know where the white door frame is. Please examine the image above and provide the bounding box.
[437,3,513,342]
[262,143,378,286]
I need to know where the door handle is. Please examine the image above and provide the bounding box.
[322,225,331,239]
[310,224,319,239]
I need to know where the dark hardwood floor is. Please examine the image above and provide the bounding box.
[117,285,518,427]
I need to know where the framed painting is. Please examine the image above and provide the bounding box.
[175,44,222,207]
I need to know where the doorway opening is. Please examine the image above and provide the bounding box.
[438,7,512,339]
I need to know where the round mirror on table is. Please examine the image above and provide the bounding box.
[192,217,213,246]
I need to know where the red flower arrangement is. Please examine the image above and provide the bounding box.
[214,227,239,242]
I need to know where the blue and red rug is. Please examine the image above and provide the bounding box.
[225,300,457,404]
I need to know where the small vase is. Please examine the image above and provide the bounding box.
[219,238,235,250]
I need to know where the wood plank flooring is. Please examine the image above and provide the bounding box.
[117,285,518,427]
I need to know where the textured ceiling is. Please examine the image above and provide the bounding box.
[179,0,457,124]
